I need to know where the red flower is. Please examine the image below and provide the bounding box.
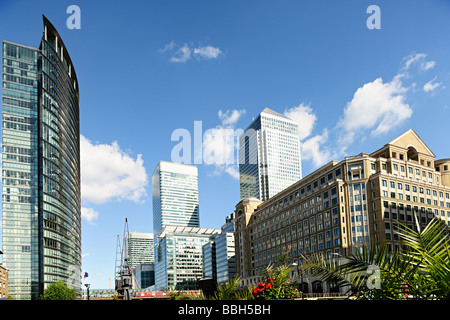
[267,277,275,283]
[265,283,272,289]
[252,288,261,296]
[258,282,266,288]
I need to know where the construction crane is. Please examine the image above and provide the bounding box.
[115,218,133,300]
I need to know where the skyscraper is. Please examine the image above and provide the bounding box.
[126,232,154,269]
[1,16,81,299]
[239,108,302,201]
[152,161,199,236]
[126,232,155,290]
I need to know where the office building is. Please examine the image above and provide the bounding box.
[154,226,219,290]
[152,161,199,236]
[126,232,154,269]
[1,16,81,299]
[0,265,8,299]
[234,129,450,294]
[133,264,155,290]
[202,238,216,282]
[239,107,302,201]
[202,213,236,285]
[215,214,236,284]
[126,232,154,290]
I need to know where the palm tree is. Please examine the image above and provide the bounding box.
[211,276,255,300]
[302,217,450,300]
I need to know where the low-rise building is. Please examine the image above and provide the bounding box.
[154,226,220,290]
[133,263,155,290]
[202,214,236,285]
[0,265,8,299]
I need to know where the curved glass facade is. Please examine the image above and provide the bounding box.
[1,17,81,299]
[39,17,81,295]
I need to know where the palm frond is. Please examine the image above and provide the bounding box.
[211,276,242,300]
[397,217,450,298]
[303,217,450,299]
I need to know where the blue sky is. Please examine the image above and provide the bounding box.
[1,0,450,289]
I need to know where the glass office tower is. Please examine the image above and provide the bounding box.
[1,16,81,299]
[126,232,154,269]
[202,213,236,285]
[215,214,236,285]
[239,108,302,201]
[152,161,199,236]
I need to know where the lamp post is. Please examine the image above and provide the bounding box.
[292,261,305,300]
[292,262,304,300]
[85,283,90,300]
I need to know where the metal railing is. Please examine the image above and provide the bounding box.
[301,292,350,299]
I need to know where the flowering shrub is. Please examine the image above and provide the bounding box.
[252,277,279,300]
[251,266,300,300]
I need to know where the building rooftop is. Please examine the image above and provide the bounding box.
[157,225,221,238]
[260,107,289,119]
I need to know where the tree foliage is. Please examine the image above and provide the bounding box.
[40,280,77,300]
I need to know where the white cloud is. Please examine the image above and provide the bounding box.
[81,207,99,225]
[225,166,240,180]
[301,129,334,168]
[337,75,412,149]
[218,109,246,127]
[283,103,317,140]
[423,76,443,92]
[170,44,191,63]
[402,53,427,71]
[163,42,222,63]
[202,109,246,179]
[401,52,436,73]
[283,103,337,168]
[203,127,237,166]
[159,41,176,53]
[193,46,222,59]
[421,60,436,71]
[80,135,148,205]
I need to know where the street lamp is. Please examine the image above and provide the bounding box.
[291,262,298,276]
[291,262,303,300]
[85,283,90,300]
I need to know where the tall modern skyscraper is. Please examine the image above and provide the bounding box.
[152,161,199,236]
[1,16,81,299]
[239,108,302,201]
